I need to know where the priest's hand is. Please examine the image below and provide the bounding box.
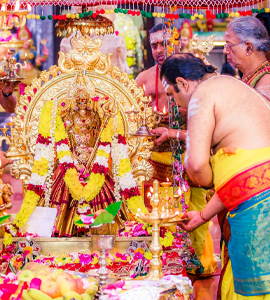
[151,127,169,145]
[0,151,13,169]
[0,72,19,93]
[178,211,205,232]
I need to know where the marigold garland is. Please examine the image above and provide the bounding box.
[4,98,148,245]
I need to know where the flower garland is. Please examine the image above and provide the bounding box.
[111,113,148,215]
[33,7,270,22]
[4,98,148,244]
[55,109,113,225]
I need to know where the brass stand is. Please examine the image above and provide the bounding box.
[0,120,29,160]
[136,180,179,280]
[91,235,115,299]
[160,180,172,215]
[125,99,161,138]
[0,49,26,87]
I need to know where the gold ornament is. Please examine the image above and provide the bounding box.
[0,0,31,49]
[11,35,154,193]
[55,15,114,38]
[190,33,215,64]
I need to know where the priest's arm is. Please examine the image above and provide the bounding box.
[184,91,214,188]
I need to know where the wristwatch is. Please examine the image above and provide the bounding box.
[2,90,12,98]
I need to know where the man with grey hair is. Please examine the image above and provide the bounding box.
[220,15,270,300]
[224,16,270,99]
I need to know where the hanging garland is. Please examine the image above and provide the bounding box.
[27,7,269,22]
[4,98,148,244]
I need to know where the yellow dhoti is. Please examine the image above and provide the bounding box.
[211,147,270,299]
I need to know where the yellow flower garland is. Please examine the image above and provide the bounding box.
[116,112,148,215]
[32,158,48,176]
[14,190,41,229]
[62,117,114,203]
[38,100,53,138]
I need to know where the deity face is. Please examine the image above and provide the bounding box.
[150,30,171,66]
[78,98,88,110]
[223,28,247,72]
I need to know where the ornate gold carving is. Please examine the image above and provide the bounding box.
[11,158,33,181]
[13,35,154,190]
[55,15,115,38]
[58,36,111,74]
[190,33,215,64]
[132,160,154,183]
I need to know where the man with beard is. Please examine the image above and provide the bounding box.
[137,25,217,278]
[161,53,270,299]
[136,23,171,111]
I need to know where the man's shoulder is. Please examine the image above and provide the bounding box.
[136,66,156,81]
[198,75,243,91]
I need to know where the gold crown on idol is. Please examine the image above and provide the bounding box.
[73,72,91,100]
[75,88,91,101]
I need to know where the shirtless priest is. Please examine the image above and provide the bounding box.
[136,23,171,111]
[137,26,217,276]
[161,53,270,299]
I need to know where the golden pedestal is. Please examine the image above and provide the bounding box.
[0,236,152,255]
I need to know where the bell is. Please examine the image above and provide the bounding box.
[95,27,100,36]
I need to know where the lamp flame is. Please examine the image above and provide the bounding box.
[166,177,169,182]
[150,187,154,193]
[178,187,182,196]
[147,192,152,198]
[163,106,166,114]
[154,106,157,112]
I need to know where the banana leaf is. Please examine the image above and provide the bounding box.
[0,215,10,225]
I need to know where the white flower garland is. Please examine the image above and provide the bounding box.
[111,115,121,202]
[44,98,58,207]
